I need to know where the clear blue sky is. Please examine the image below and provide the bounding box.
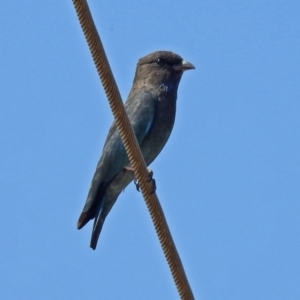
[1,1,300,299]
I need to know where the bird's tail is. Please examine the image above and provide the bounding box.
[77,211,91,230]
[90,212,106,250]
[89,197,107,250]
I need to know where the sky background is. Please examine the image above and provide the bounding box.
[1,1,300,299]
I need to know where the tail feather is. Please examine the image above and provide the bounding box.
[77,211,92,229]
[90,213,106,250]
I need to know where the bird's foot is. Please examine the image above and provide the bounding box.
[133,177,140,191]
[146,169,156,194]
[134,169,156,193]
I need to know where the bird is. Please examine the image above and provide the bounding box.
[77,50,195,250]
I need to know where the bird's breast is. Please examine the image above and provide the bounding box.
[157,81,178,98]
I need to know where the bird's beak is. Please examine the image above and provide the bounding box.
[174,59,195,71]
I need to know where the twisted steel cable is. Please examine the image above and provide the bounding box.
[72,1,194,299]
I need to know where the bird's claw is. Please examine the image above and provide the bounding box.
[134,169,156,193]
[149,178,156,194]
[147,170,153,182]
[134,177,140,192]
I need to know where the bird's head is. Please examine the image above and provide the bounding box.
[133,51,195,93]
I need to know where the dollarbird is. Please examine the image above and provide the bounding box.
[77,50,195,249]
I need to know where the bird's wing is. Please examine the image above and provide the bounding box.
[124,89,157,144]
[77,89,157,229]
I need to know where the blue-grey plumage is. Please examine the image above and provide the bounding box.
[77,51,195,249]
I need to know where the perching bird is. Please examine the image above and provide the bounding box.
[77,51,195,249]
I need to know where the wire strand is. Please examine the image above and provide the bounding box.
[72,1,194,299]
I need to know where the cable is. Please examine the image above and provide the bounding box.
[72,1,194,299]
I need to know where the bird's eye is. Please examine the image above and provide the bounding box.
[155,58,164,66]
